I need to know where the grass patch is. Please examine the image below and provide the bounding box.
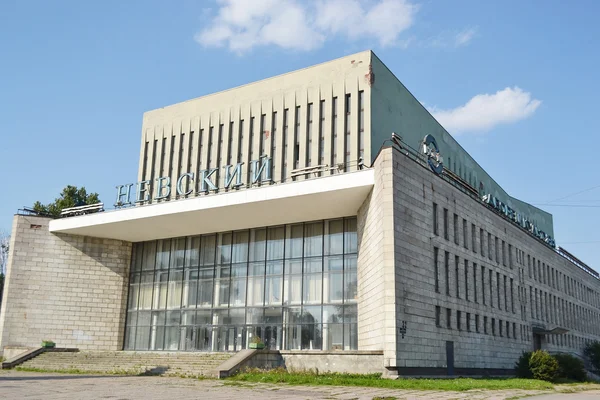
[227,368,554,391]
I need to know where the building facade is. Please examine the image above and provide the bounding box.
[1,51,599,375]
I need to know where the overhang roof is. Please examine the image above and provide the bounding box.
[49,170,375,242]
[532,326,569,335]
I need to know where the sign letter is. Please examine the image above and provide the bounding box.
[136,180,151,203]
[176,173,195,196]
[199,168,218,192]
[223,163,244,189]
[115,184,133,207]
[155,177,171,200]
[251,156,272,184]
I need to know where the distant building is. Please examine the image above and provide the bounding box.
[1,51,598,376]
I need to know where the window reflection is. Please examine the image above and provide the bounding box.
[125,217,358,352]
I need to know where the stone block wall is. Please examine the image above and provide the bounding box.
[243,350,384,374]
[0,215,132,352]
[357,148,398,367]
[389,146,600,374]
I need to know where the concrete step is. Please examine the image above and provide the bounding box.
[18,351,234,377]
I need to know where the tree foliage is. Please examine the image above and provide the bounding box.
[33,185,100,217]
[529,350,559,382]
[584,340,600,373]
[0,230,9,275]
[0,230,7,303]
[554,353,587,382]
[515,351,533,378]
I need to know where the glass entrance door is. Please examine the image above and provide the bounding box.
[263,325,280,350]
[216,326,245,351]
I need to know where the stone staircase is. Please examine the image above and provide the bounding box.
[17,351,233,378]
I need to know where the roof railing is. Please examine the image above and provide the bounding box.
[60,203,104,218]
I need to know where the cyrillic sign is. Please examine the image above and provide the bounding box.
[482,194,556,248]
[115,156,272,208]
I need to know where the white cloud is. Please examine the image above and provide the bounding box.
[428,27,478,48]
[429,87,541,134]
[454,27,477,47]
[196,0,418,52]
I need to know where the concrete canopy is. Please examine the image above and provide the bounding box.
[49,170,375,242]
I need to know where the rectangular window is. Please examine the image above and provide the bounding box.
[306,103,313,167]
[435,305,441,327]
[509,244,513,269]
[444,208,449,240]
[454,213,459,245]
[481,265,486,306]
[463,219,468,249]
[466,313,471,332]
[530,286,534,318]
[494,236,500,264]
[480,229,485,256]
[511,278,515,313]
[169,134,176,182]
[259,114,266,159]
[446,308,452,329]
[282,110,288,182]
[473,262,478,303]
[475,314,480,333]
[488,233,492,261]
[331,97,338,173]
[142,141,149,181]
[434,247,439,293]
[433,203,439,235]
[492,318,496,336]
[151,139,158,187]
[489,269,494,308]
[207,127,213,170]
[497,272,501,310]
[198,129,204,174]
[484,316,488,334]
[457,310,462,330]
[227,122,233,166]
[499,319,503,337]
[178,133,185,178]
[542,263,546,285]
[344,94,351,172]
[187,131,194,192]
[502,240,506,266]
[294,107,300,171]
[455,255,460,298]
[358,90,364,160]
[445,251,450,296]
[472,224,476,253]
[271,112,277,178]
[319,100,325,168]
[160,137,167,177]
[504,275,508,311]
[464,259,469,301]
[217,124,223,172]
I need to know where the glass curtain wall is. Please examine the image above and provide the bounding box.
[125,217,358,352]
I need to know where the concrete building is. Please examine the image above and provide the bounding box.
[1,50,599,375]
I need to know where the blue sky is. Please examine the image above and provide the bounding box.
[2,0,600,267]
